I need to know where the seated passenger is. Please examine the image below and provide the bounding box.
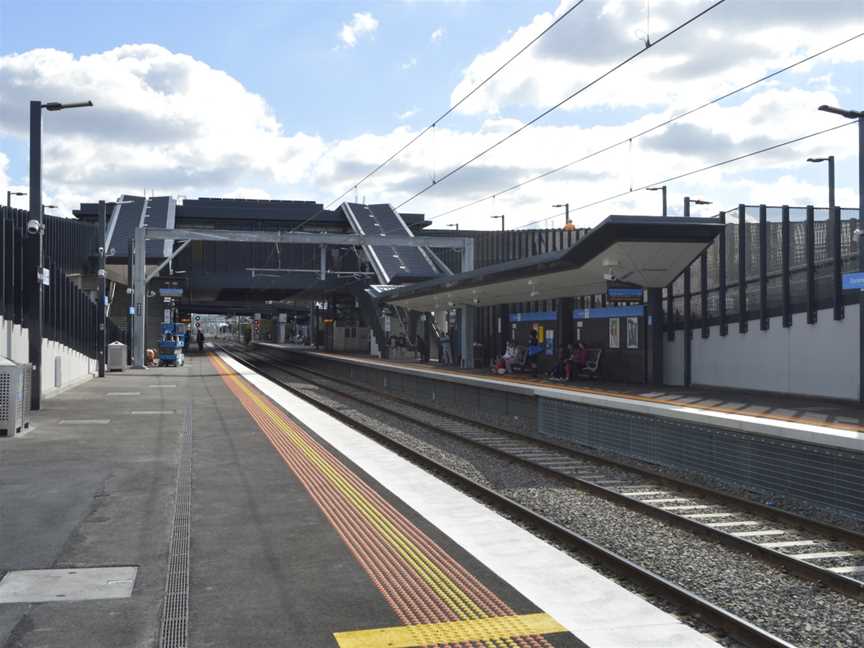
[526,330,543,377]
[502,341,516,374]
[548,344,572,380]
[566,342,589,381]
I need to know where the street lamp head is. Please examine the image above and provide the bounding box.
[692,199,712,206]
[807,157,829,163]
[552,203,566,208]
[9,191,27,197]
[818,104,862,119]
[42,100,94,112]
[646,186,665,192]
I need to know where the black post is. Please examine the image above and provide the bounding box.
[737,204,747,333]
[718,210,727,336]
[759,204,769,330]
[683,197,692,386]
[666,285,674,341]
[806,205,816,324]
[126,237,133,364]
[832,204,843,320]
[26,100,43,410]
[857,115,863,403]
[781,206,791,328]
[97,200,106,377]
[661,186,667,217]
[648,287,664,385]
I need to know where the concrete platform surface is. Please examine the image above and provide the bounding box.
[0,352,718,647]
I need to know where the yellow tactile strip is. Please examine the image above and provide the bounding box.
[211,354,566,648]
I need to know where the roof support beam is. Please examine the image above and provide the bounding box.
[144,227,470,249]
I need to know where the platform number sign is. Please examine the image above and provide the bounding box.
[842,272,864,291]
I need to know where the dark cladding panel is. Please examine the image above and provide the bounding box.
[106,195,144,258]
[343,203,439,283]
[144,196,170,257]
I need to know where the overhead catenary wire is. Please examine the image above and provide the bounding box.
[432,30,864,221]
[283,0,590,236]
[515,121,856,230]
[395,0,729,211]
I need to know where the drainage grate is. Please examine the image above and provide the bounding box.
[159,404,192,648]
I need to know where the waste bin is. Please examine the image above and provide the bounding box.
[107,341,127,371]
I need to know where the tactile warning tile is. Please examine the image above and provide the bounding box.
[0,567,138,603]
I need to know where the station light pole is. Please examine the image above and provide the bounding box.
[807,156,835,214]
[552,203,570,228]
[647,186,667,217]
[818,104,864,402]
[6,190,26,209]
[682,196,711,388]
[27,99,93,410]
[490,214,505,232]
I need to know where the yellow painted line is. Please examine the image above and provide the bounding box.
[212,355,507,633]
[333,612,566,648]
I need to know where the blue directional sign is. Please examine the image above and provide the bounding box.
[842,272,864,290]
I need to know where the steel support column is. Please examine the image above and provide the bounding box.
[805,206,816,324]
[132,228,147,368]
[759,204,769,331]
[647,287,664,385]
[97,200,107,377]
[781,206,792,328]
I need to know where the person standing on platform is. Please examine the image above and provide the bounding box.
[183,329,190,354]
[526,329,543,378]
[196,329,205,353]
[415,335,428,363]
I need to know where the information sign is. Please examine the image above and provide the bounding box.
[842,272,864,290]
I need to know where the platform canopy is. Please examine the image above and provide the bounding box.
[379,215,725,311]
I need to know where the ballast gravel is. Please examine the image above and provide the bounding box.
[267,364,864,648]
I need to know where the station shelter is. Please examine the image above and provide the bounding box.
[378,215,725,385]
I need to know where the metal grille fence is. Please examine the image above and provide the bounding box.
[668,205,859,332]
[538,397,864,518]
[0,206,116,358]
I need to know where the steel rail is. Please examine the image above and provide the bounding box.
[220,344,797,648]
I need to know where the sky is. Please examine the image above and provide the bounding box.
[0,0,862,229]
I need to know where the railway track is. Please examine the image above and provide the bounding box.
[221,344,823,647]
[239,348,864,597]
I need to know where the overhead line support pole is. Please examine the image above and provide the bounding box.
[132,227,147,369]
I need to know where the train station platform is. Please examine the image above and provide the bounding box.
[0,352,717,647]
[262,345,864,520]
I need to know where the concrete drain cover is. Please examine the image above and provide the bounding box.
[0,567,137,603]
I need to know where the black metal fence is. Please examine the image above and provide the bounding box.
[1,206,120,358]
[666,205,860,337]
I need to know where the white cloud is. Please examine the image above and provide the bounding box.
[400,57,417,70]
[339,12,379,48]
[0,45,326,216]
[430,27,445,43]
[450,0,864,116]
[1,4,860,233]
[397,108,419,120]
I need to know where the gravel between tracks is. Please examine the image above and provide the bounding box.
[272,364,864,648]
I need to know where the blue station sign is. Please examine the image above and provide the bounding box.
[842,272,864,291]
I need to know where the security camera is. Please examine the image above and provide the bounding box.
[98,246,105,254]
[603,271,617,282]
[854,228,863,242]
[26,219,41,236]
